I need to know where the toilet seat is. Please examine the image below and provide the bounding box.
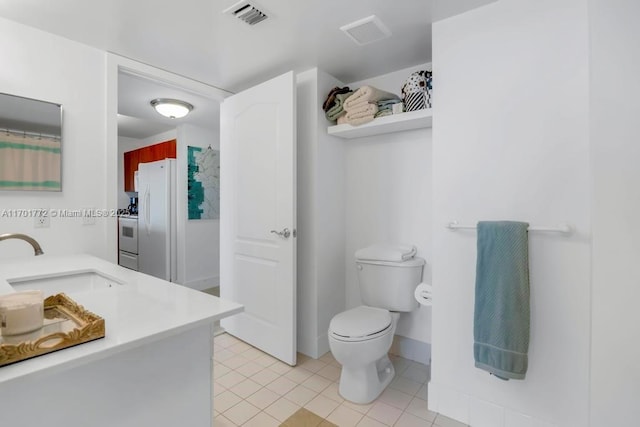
[329,306,392,342]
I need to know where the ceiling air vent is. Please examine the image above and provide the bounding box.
[223,0,268,25]
[340,15,391,46]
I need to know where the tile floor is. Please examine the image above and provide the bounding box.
[213,332,467,427]
[281,408,338,426]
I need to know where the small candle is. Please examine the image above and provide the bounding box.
[0,290,44,336]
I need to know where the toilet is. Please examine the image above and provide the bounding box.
[328,244,425,404]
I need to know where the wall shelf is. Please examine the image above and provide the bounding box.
[327,108,433,139]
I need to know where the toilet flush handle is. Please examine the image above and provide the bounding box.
[357,265,363,270]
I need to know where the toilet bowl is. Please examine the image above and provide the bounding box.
[328,244,425,404]
[329,306,400,404]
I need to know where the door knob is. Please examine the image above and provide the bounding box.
[270,228,291,239]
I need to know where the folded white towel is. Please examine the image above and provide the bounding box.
[355,244,417,262]
[344,86,400,111]
[345,103,378,121]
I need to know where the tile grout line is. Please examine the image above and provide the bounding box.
[213,333,451,427]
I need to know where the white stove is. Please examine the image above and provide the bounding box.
[118,215,138,270]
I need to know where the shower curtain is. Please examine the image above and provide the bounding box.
[0,132,61,191]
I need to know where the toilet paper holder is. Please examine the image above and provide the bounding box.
[414,283,433,307]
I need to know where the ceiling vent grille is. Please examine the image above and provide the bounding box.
[340,15,391,46]
[223,0,268,25]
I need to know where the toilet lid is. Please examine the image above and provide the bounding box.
[330,306,392,339]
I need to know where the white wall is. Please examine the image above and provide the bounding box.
[314,69,347,357]
[296,70,321,356]
[431,1,590,426]
[589,0,640,424]
[344,64,433,352]
[296,68,346,358]
[176,123,220,289]
[0,17,108,259]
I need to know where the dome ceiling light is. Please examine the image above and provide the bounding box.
[150,98,194,119]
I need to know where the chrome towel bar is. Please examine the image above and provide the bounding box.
[446,221,572,235]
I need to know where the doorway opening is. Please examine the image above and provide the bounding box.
[106,54,230,298]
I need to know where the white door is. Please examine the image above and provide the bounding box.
[220,71,297,365]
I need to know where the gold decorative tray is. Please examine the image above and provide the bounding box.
[0,293,105,367]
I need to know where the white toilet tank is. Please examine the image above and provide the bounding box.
[355,245,425,312]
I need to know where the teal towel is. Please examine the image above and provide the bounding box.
[474,221,530,380]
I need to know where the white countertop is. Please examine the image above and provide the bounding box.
[0,254,243,384]
[118,214,138,219]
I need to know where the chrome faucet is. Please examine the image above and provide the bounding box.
[0,233,44,256]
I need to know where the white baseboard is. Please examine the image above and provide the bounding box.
[390,335,431,365]
[183,276,220,291]
[316,332,329,358]
[429,382,560,427]
[297,332,330,359]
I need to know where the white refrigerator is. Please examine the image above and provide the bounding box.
[137,159,177,282]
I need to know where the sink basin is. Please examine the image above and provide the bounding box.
[8,270,125,296]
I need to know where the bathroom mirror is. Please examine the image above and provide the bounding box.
[0,92,62,191]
